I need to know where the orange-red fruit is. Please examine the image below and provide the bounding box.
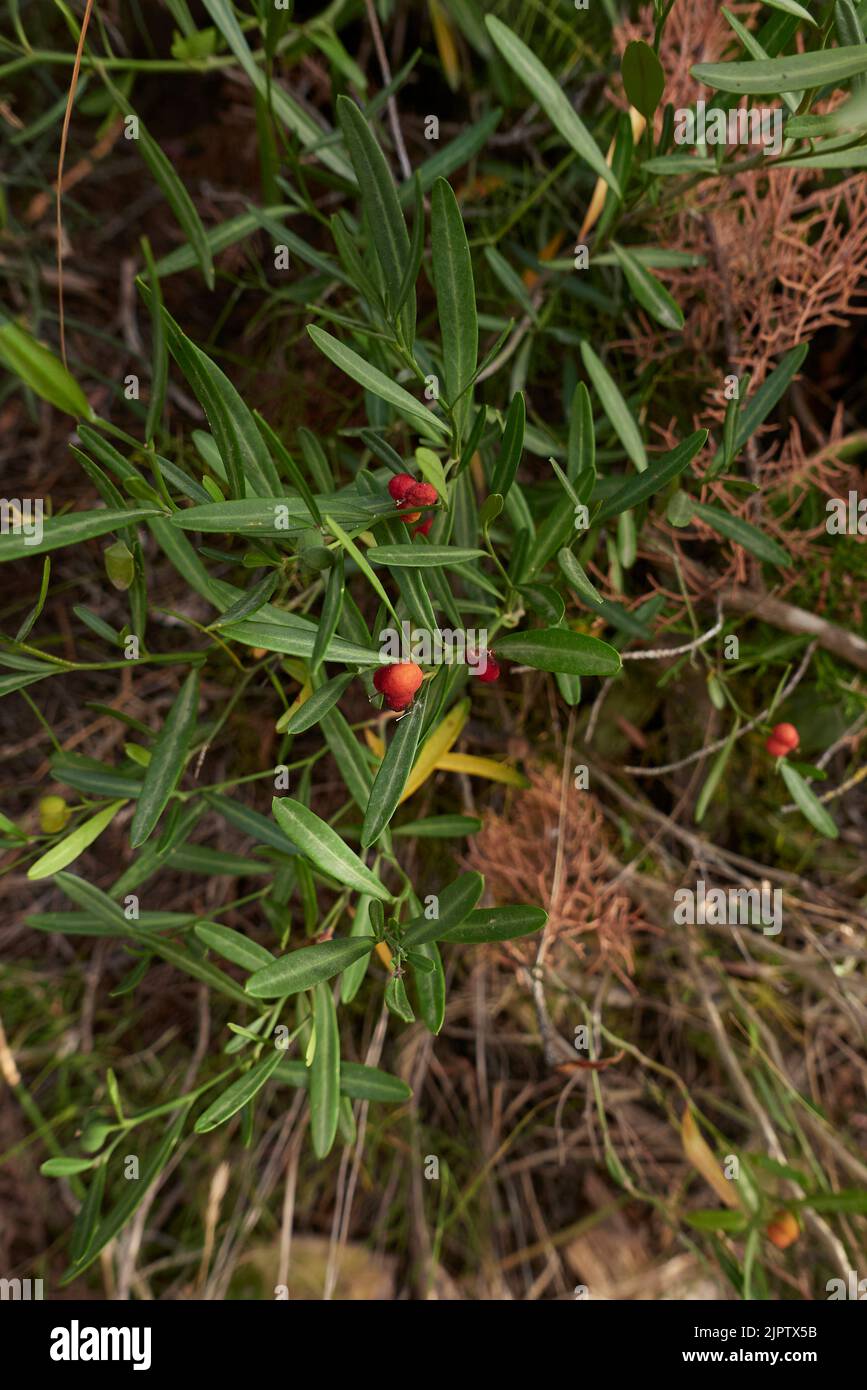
[413,516,433,537]
[388,473,417,503]
[374,661,424,711]
[766,1211,800,1249]
[766,722,799,757]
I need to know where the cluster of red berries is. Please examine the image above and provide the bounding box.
[388,473,439,536]
[765,722,799,758]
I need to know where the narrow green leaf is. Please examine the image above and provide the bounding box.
[310,982,341,1157]
[129,670,200,848]
[275,1058,412,1103]
[0,315,93,418]
[311,554,345,677]
[558,547,603,605]
[595,430,707,524]
[133,118,214,290]
[780,762,839,839]
[207,572,278,629]
[276,672,354,735]
[612,243,684,330]
[491,391,525,497]
[140,291,281,498]
[695,721,740,825]
[271,796,392,899]
[362,686,427,847]
[368,544,484,568]
[431,176,478,438]
[246,937,375,998]
[194,1048,283,1132]
[41,1156,98,1176]
[411,938,445,1033]
[194,921,275,972]
[308,325,449,440]
[28,799,127,880]
[402,870,485,947]
[494,627,622,677]
[340,896,374,1004]
[692,45,867,94]
[200,0,353,180]
[580,341,647,472]
[0,506,161,563]
[692,501,791,567]
[62,1108,188,1280]
[567,381,595,484]
[439,904,548,943]
[337,96,415,348]
[486,17,619,194]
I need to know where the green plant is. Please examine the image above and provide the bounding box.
[2,0,866,1299]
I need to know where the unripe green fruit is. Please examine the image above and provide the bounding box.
[104,540,135,591]
[39,795,70,834]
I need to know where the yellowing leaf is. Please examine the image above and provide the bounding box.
[435,753,529,787]
[375,941,393,970]
[401,698,469,801]
[681,1107,742,1210]
[579,107,646,242]
[430,0,461,92]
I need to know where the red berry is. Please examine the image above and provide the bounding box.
[406,481,438,507]
[373,661,424,709]
[766,722,799,757]
[772,722,799,750]
[401,510,421,524]
[476,654,500,683]
[413,517,433,537]
[388,473,416,504]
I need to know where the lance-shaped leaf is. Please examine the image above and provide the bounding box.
[612,243,684,331]
[201,0,353,180]
[439,904,548,943]
[0,507,161,563]
[595,429,708,524]
[780,762,839,839]
[486,17,619,194]
[140,291,281,498]
[311,554,345,677]
[246,937,376,998]
[275,1058,411,1102]
[0,314,93,419]
[62,1108,189,1281]
[271,796,393,899]
[494,627,622,677]
[194,921,275,972]
[336,96,415,349]
[361,687,427,847]
[491,390,525,497]
[130,670,200,848]
[692,44,867,93]
[558,547,603,605]
[28,799,128,880]
[402,870,485,948]
[310,982,341,1157]
[692,502,791,568]
[431,176,478,439]
[308,325,449,440]
[580,341,647,472]
[194,1048,284,1133]
[276,672,354,736]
